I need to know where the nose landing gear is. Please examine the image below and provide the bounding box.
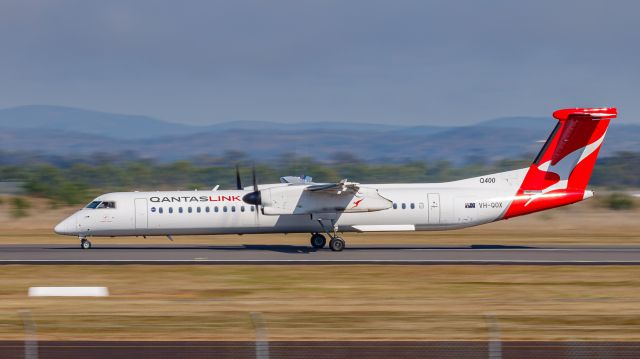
[80,238,92,249]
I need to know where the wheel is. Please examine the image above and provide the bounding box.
[310,234,327,249]
[81,239,92,249]
[329,237,345,252]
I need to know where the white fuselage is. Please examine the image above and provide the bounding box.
[55,169,532,238]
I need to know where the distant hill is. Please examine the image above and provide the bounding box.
[1,105,638,163]
[0,105,201,139]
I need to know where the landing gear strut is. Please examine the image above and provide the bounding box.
[316,219,346,252]
[80,238,92,249]
[310,233,327,249]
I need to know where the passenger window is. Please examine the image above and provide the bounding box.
[179,207,183,213]
[250,206,255,212]
[197,207,201,213]
[241,206,245,212]
[205,207,210,213]
[188,207,193,213]
[393,203,398,209]
[231,206,236,212]
[223,206,228,212]
[410,203,415,209]
[151,207,156,213]
[215,206,219,213]
[169,207,173,214]
[401,203,406,209]
[159,207,163,214]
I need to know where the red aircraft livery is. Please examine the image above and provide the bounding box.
[149,195,242,203]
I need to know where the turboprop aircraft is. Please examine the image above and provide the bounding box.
[55,107,616,251]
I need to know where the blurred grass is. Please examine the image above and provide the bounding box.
[598,193,637,210]
[9,196,31,218]
[0,265,639,341]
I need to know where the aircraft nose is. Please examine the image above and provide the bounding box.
[54,215,77,235]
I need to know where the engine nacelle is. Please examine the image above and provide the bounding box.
[260,186,392,215]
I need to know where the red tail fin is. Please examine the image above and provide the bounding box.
[503,107,616,218]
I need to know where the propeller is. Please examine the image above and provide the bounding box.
[242,165,262,218]
[235,164,242,190]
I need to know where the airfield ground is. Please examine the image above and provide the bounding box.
[0,196,639,342]
[0,264,639,341]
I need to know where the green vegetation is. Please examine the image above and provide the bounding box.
[599,193,636,210]
[0,151,638,205]
[10,197,31,218]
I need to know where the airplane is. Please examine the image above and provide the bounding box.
[55,107,617,251]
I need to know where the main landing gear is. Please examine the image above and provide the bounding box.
[329,236,345,252]
[310,233,327,249]
[80,237,92,249]
[311,219,347,252]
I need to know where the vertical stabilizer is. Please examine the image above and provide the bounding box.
[503,107,616,218]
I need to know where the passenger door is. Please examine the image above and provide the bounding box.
[134,198,148,229]
[427,193,440,224]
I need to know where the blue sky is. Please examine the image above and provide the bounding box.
[0,0,637,125]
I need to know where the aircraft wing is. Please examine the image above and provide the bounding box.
[305,179,360,195]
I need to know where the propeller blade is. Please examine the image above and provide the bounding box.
[252,165,258,192]
[252,165,260,218]
[235,165,242,190]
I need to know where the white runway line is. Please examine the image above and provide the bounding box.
[28,287,109,297]
[7,259,640,264]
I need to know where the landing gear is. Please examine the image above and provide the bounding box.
[310,233,327,249]
[329,236,345,252]
[315,219,346,252]
[80,238,92,249]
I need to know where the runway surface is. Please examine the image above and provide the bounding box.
[1,243,640,264]
[1,341,639,359]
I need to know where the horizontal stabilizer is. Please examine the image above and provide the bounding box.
[552,107,617,121]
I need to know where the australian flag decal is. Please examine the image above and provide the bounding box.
[465,202,476,208]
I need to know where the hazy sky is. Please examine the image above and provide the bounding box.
[0,0,637,125]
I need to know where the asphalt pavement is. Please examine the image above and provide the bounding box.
[1,243,640,264]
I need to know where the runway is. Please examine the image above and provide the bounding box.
[2,341,640,359]
[1,243,640,264]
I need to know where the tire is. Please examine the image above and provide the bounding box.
[81,240,92,250]
[329,237,345,252]
[310,234,327,249]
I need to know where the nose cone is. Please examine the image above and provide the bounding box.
[54,215,77,235]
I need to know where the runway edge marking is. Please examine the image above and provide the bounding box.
[1,259,640,265]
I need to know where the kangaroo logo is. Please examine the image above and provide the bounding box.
[353,198,364,208]
[525,130,607,206]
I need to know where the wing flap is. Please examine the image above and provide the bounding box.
[305,179,360,195]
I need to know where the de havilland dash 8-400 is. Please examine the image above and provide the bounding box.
[55,107,617,251]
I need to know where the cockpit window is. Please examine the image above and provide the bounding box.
[86,201,102,209]
[96,201,116,209]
